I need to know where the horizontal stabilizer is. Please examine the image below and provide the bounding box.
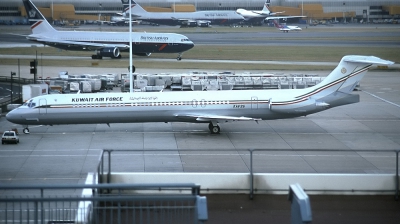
[343,55,394,65]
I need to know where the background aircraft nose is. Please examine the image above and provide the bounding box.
[186,42,195,50]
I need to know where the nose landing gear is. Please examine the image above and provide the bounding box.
[23,127,30,134]
[177,53,182,61]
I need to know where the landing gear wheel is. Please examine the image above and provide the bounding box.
[211,125,220,134]
[208,123,220,134]
[177,53,182,61]
[23,128,30,134]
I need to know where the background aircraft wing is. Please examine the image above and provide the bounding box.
[265,16,305,20]
[172,18,197,23]
[171,17,186,21]
[252,11,270,16]
[177,114,261,122]
[34,38,130,50]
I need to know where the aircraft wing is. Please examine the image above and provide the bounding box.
[33,38,130,50]
[130,14,142,18]
[252,11,270,16]
[177,114,261,122]
[265,16,306,20]
[172,18,197,23]
[171,17,186,21]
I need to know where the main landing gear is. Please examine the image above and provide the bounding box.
[177,53,182,61]
[208,122,220,134]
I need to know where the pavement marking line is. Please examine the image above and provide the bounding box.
[0,155,99,158]
[362,90,400,108]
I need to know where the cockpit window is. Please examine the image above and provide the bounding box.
[27,99,36,108]
[181,39,190,42]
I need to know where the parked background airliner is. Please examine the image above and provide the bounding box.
[272,20,302,32]
[122,0,244,27]
[6,56,393,134]
[22,0,194,60]
[236,0,305,26]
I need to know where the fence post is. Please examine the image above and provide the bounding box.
[108,150,112,184]
[249,149,254,200]
[106,150,112,194]
[34,201,38,224]
[396,150,399,201]
[100,150,105,184]
[40,188,44,224]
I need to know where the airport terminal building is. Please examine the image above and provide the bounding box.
[1,0,400,23]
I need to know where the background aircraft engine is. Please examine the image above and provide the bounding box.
[133,53,151,57]
[97,47,121,58]
[269,98,328,115]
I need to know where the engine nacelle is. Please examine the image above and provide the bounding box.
[97,47,120,58]
[269,98,329,115]
[133,53,151,57]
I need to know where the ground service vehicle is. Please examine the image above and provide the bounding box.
[2,130,19,144]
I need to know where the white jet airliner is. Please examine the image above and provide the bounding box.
[272,20,302,32]
[236,0,305,26]
[6,56,393,134]
[22,0,194,60]
[122,0,244,27]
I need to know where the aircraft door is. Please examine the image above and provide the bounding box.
[251,96,258,109]
[200,99,206,108]
[168,37,174,46]
[192,99,198,108]
[134,36,140,45]
[39,98,47,114]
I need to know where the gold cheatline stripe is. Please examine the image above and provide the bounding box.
[46,99,271,109]
[273,65,371,106]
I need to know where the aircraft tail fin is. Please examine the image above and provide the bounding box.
[122,0,147,15]
[22,0,56,34]
[272,20,283,28]
[262,0,271,14]
[268,56,393,115]
[313,56,394,96]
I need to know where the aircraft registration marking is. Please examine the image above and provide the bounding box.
[233,105,245,108]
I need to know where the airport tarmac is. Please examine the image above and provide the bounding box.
[1,23,399,48]
[1,70,400,181]
[1,70,400,224]
[1,24,400,223]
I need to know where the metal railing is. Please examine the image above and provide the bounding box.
[0,76,32,108]
[0,76,34,85]
[97,149,400,200]
[0,183,207,224]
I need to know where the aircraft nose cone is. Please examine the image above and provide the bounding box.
[184,41,195,51]
[6,109,20,124]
